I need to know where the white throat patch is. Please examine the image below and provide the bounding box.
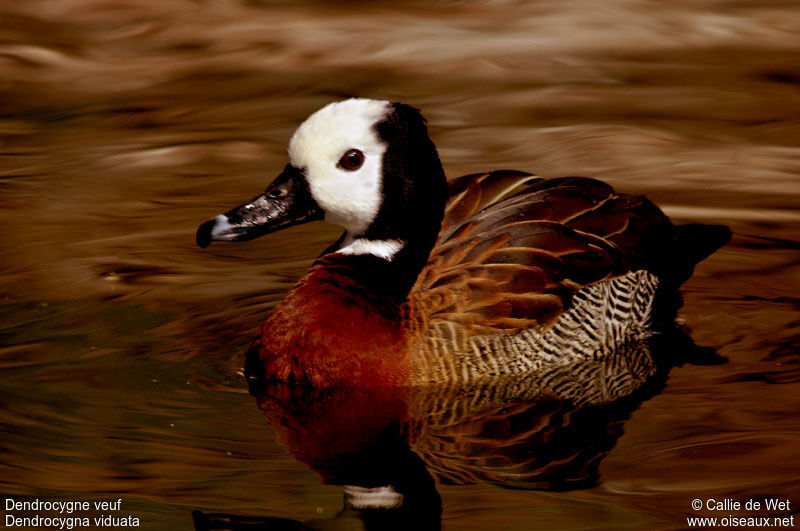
[338,237,405,261]
[288,99,391,236]
[343,485,404,509]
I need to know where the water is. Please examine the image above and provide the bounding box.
[1,0,799,529]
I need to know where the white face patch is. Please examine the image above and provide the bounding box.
[288,99,391,236]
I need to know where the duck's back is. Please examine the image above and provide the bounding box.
[408,172,730,387]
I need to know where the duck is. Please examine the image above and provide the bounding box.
[196,98,731,389]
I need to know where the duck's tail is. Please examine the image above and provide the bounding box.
[664,223,732,286]
[650,223,732,324]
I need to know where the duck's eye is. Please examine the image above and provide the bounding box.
[267,187,288,199]
[337,149,364,171]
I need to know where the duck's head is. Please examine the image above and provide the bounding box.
[197,99,448,289]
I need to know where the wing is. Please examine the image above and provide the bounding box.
[409,172,673,336]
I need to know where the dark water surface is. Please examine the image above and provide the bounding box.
[1,1,799,529]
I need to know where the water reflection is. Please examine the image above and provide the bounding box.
[193,327,722,530]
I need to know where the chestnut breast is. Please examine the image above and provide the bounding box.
[256,256,412,387]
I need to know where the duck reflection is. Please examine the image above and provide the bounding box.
[193,328,721,531]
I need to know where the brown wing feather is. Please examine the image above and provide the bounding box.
[440,170,540,238]
[410,173,672,335]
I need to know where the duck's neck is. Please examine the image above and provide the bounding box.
[332,236,433,302]
[342,192,446,300]
[324,252,417,303]
[352,100,449,299]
